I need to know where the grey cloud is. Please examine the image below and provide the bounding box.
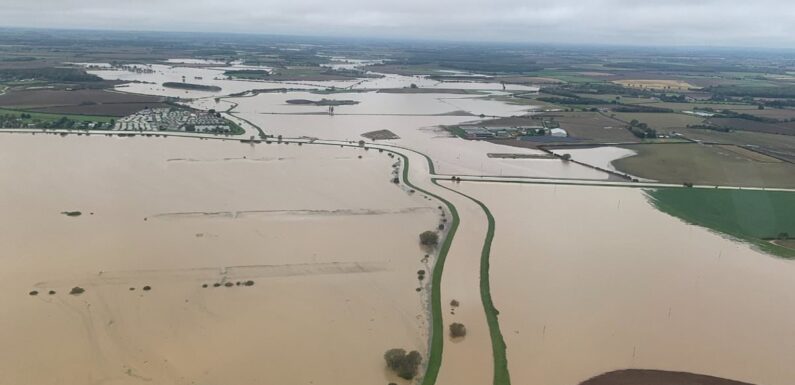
[2,0,794,47]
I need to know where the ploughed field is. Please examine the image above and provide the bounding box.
[0,89,169,116]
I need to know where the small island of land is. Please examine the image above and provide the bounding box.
[285,98,359,106]
[162,82,221,92]
[580,369,756,385]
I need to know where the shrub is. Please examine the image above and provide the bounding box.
[450,299,460,307]
[449,322,467,338]
[419,231,439,246]
[69,286,85,295]
[29,290,38,296]
[142,286,151,291]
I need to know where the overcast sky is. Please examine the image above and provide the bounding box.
[3,0,795,47]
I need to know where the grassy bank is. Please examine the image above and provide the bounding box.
[647,188,795,258]
[440,184,511,385]
[0,108,114,123]
[396,154,459,385]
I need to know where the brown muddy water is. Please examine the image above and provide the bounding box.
[0,134,440,385]
[446,181,795,385]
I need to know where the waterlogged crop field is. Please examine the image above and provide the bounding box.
[647,188,795,258]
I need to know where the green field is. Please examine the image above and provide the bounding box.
[612,112,705,129]
[647,188,795,258]
[613,143,795,188]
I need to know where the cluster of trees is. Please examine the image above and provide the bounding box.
[0,113,111,129]
[717,109,780,123]
[537,96,603,105]
[384,349,423,380]
[627,119,657,139]
[612,105,673,113]
[709,85,795,99]
[0,67,101,82]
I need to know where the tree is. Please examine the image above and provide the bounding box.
[410,83,418,89]
[561,153,572,161]
[384,348,406,371]
[758,104,765,110]
[449,322,467,338]
[419,231,439,246]
[384,349,423,380]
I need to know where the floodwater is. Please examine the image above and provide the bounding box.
[84,61,540,99]
[0,135,440,385]
[446,181,795,385]
[81,59,594,179]
[225,92,610,179]
[551,146,637,172]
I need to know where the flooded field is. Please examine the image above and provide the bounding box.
[0,135,440,385]
[445,181,795,385]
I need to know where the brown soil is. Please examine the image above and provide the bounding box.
[580,369,756,385]
[0,89,167,117]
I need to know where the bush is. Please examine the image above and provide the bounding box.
[384,348,422,380]
[69,286,85,295]
[450,299,460,307]
[419,231,439,246]
[449,322,467,338]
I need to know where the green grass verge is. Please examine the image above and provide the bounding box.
[435,181,511,385]
[394,154,459,385]
[647,188,795,258]
[0,107,114,123]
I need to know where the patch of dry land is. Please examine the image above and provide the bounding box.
[580,369,757,385]
[443,181,795,385]
[0,135,439,385]
[614,79,697,90]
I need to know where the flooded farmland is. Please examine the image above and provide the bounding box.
[445,181,795,385]
[0,135,440,384]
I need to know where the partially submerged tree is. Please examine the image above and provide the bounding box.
[449,322,467,338]
[384,348,423,380]
[419,231,439,246]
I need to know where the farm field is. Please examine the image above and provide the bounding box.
[447,181,795,385]
[647,188,795,258]
[614,79,698,90]
[0,89,168,117]
[677,128,795,162]
[708,118,795,135]
[547,111,639,142]
[0,134,439,385]
[613,112,705,129]
[612,143,795,188]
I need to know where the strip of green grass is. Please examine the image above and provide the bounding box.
[393,154,458,385]
[0,107,114,123]
[436,181,511,385]
[647,188,795,258]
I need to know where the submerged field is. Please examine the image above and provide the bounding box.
[447,181,795,385]
[647,188,795,258]
[0,135,439,385]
